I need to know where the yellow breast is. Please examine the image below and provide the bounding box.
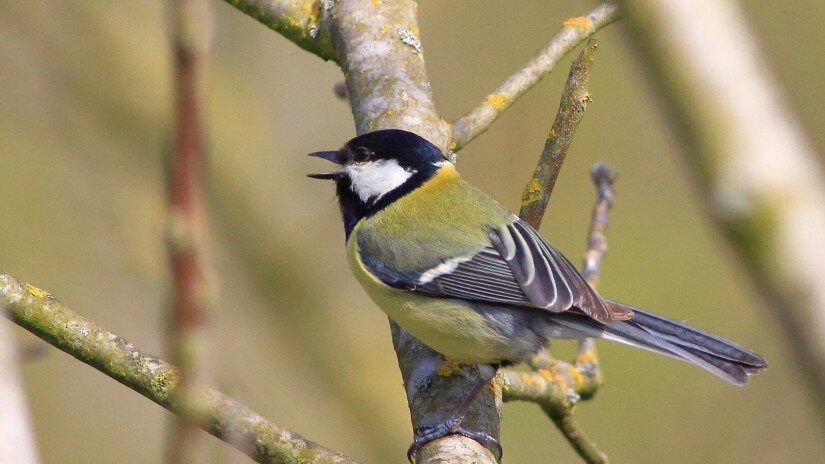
[346,225,512,363]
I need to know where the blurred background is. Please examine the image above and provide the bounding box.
[2,1,824,462]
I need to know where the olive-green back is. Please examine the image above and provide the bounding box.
[355,166,512,271]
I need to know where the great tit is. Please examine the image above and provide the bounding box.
[309,129,766,455]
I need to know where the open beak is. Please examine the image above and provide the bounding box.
[307,150,345,180]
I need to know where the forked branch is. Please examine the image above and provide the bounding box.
[449,4,619,152]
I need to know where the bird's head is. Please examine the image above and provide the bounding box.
[308,129,449,235]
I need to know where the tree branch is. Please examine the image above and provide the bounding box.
[499,36,612,463]
[519,37,598,229]
[0,275,359,464]
[222,0,337,62]
[166,0,213,461]
[325,2,492,461]
[619,0,825,425]
[449,3,619,153]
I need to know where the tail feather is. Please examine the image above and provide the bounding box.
[552,301,768,385]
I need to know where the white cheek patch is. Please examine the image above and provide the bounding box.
[346,159,417,203]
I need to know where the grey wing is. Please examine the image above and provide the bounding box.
[486,218,620,323]
[359,217,630,324]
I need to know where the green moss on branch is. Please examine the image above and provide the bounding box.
[0,274,358,464]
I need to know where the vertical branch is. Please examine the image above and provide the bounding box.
[0,318,40,464]
[326,2,491,462]
[619,0,825,424]
[166,0,213,462]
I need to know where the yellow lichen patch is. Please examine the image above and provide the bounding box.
[307,1,321,33]
[301,3,312,14]
[449,141,457,151]
[152,369,178,393]
[25,282,48,299]
[436,358,461,376]
[409,24,419,35]
[526,176,542,193]
[386,110,394,116]
[371,0,380,5]
[486,92,510,109]
[521,176,543,207]
[380,25,388,34]
[536,368,553,381]
[575,350,596,365]
[567,365,584,385]
[521,372,544,388]
[563,16,590,28]
[490,378,501,397]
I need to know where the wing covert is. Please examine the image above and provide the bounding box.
[358,216,631,324]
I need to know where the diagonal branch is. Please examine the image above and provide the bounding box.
[222,0,337,62]
[449,3,619,152]
[0,275,358,464]
[519,37,599,229]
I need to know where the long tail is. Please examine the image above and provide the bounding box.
[553,301,767,385]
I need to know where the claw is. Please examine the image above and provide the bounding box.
[406,420,502,462]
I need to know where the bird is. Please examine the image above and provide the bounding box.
[308,128,767,459]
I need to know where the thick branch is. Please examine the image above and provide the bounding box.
[449,3,619,152]
[0,275,358,464]
[325,2,491,462]
[620,0,825,424]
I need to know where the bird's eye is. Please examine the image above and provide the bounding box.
[351,147,373,163]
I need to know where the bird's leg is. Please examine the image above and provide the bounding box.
[407,364,502,462]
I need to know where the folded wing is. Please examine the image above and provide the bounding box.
[360,216,632,324]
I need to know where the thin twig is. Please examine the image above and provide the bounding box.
[542,404,608,464]
[167,0,213,462]
[620,0,823,424]
[519,37,599,229]
[0,275,357,464]
[449,3,619,152]
[582,163,616,287]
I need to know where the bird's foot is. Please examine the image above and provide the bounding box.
[406,418,502,462]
